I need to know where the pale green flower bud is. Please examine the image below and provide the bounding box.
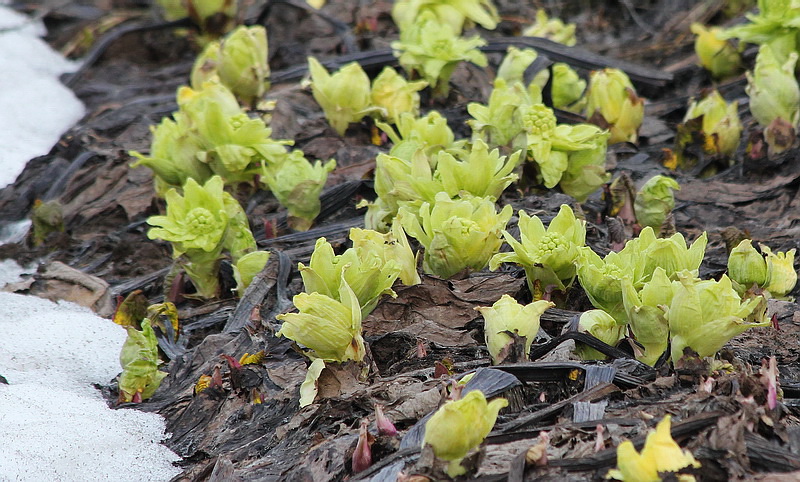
[496,47,538,85]
[190,41,221,89]
[467,78,533,147]
[216,26,270,107]
[399,192,512,279]
[377,111,464,161]
[576,248,630,323]
[558,128,610,202]
[370,67,427,124]
[575,309,625,360]
[634,175,680,231]
[424,390,508,478]
[475,294,554,364]
[691,23,742,79]
[585,69,644,144]
[761,244,798,298]
[277,273,365,362]
[684,90,742,157]
[746,44,800,128]
[233,251,270,297]
[727,240,768,289]
[491,204,586,294]
[392,0,500,33]
[522,9,577,46]
[307,58,376,135]
[119,319,167,402]
[262,150,335,231]
[551,63,586,111]
[666,273,769,362]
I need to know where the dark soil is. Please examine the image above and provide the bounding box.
[3,0,800,480]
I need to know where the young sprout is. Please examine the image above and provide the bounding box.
[575,309,625,360]
[307,58,379,136]
[475,294,554,365]
[370,67,427,125]
[399,192,512,279]
[392,0,500,33]
[118,319,168,403]
[468,78,535,148]
[522,9,577,46]
[621,268,673,366]
[633,175,680,232]
[423,390,508,478]
[491,204,586,296]
[585,69,644,144]
[683,90,742,157]
[691,23,742,79]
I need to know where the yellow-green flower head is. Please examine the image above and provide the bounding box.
[307,57,375,136]
[398,192,512,279]
[491,204,586,293]
[575,309,625,360]
[378,111,465,161]
[522,9,577,46]
[392,11,487,97]
[629,227,708,286]
[691,23,742,79]
[727,239,768,289]
[551,63,587,111]
[423,390,508,478]
[666,273,769,361]
[746,44,800,128]
[762,244,798,298]
[558,131,611,202]
[576,247,631,323]
[476,294,554,364]
[370,67,427,124]
[147,176,229,256]
[634,175,680,231]
[467,78,534,147]
[262,150,335,231]
[621,268,672,366]
[684,90,742,157]
[277,273,366,362]
[216,26,270,106]
[585,68,644,144]
[607,415,700,481]
[522,103,557,136]
[392,0,500,33]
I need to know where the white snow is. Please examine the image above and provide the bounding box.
[0,7,180,479]
[0,4,85,188]
[0,292,182,481]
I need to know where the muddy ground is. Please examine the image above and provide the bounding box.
[3,0,800,480]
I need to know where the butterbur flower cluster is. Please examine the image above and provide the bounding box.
[585,68,644,144]
[423,390,508,478]
[520,103,611,202]
[475,294,554,364]
[399,192,512,279]
[147,176,258,298]
[633,175,680,232]
[233,250,270,297]
[370,67,427,124]
[391,0,500,34]
[575,309,625,360]
[522,9,577,46]
[683,90,742,158]
[307,58,380,136]
[491,204,586,296]
[156,0,237,39]
[376,110,466,161]
[728,240,797,299]
[720,0,800,48]
[191,25,270,107]
[608,415,700,481]
[468,78,537,148]
[118,319,168,403]
[261,149,336,231]
[392,11,487,98]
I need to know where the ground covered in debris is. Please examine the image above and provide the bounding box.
[3,0,800,480]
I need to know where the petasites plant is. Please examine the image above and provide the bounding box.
[261,149,336,231]
[147,176,257,298]
[575,309,626,360]
[607,415,700,481]
[621,267,672,365]
[522,9,577,46]
[584,68,644,144]
[392,0,500,33]
[156,0,237,39]
[683,90,742,158]
[307,58,380,135]
[233,250,270,297]
[633,175,680,232]
[468,78,536,148]
[118,319,168,403]
[191,25,271,107]
[666,272,768,362]
[277,272,366,362]
[370,66,427,124]
[423,390,508,478]
[475,294,554,364]
[376,110,466,161]
[691,23,742,79]
[392,11,487,98]
[399,192,512,279]
[490,204,586,297]
[728,240,798,299]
